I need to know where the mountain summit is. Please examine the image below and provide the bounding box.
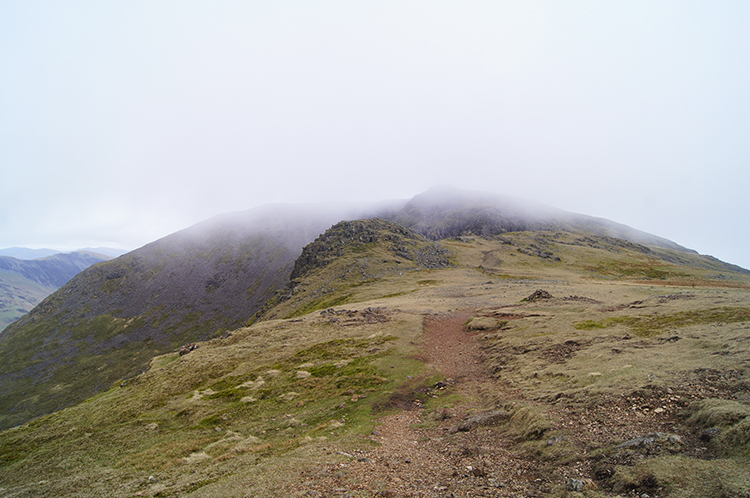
[390,186,694,253]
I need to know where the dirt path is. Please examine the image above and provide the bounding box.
[419,310,485,381]
[284,311,541,497]
[280,294,747,497]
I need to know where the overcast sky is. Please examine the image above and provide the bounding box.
[1,1,749,269]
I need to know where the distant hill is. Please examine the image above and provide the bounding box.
[0,247,60,259]
[0,251,112,331]
[77,247,129,258]
[1,188,747,430]
[0,247,128,259]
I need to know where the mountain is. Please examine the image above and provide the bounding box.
[0,188,746,433]
[77,247,129,258]
[388,186,748,275]
[0,251,112,331]
[0,202,383,429]
[391,186,695,252]
[0,247,127,260]
[0,212,748,497]
[0,247,60,259]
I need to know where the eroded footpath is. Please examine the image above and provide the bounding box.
[283,310,549,497]
[284,289,750,498]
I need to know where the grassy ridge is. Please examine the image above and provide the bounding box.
[1,228,749,496]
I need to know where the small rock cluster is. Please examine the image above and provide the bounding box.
[614,432,683,451]
[566,478,598,492]
[408,244,453,269]
[517,244,561,261]
[178,342,198,356]
[523,289,554,301]
[320,307,392,325]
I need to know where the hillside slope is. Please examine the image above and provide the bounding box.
[0,204,372,430]
[388,187,748,278]
[0,251,111,331]
[0,223,749,497]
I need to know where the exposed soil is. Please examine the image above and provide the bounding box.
[418,310,485,381]
[282,306,735,497]
[284,311,549,497]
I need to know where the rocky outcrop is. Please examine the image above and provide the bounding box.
[290,219,451,281]
[523,289,554,302]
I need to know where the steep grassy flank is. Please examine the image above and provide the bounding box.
[0,205,352,430]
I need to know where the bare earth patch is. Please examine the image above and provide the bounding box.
[283,310,551,497]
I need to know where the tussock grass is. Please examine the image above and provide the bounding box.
[466,317,507,331]
[576,306,750,337]
[610,455,750,498]
[0,308,426,497]
[505,404,555,441]
[683,398,750,457]
[684,398,750,429]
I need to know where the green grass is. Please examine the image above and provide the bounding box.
[575,319,609,330]
[285,293,353,318]
[608,455,750,498]
[0,315,423,496]
[585,259,683,280]
[575,307,750,337]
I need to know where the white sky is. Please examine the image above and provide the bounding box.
[1,1,748,269]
